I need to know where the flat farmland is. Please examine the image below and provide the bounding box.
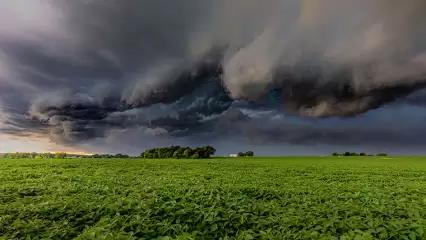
[1,157,426,239]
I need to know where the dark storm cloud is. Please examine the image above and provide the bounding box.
[2,0,426,152]
[213,108,426,148]
[276,71,426,117]
[402,90,426,107]
[19,57,230,143]
[221,0,426,117]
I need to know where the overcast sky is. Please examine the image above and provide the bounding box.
[2,0,426,156]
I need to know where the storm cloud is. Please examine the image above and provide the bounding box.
[1,0,426,154]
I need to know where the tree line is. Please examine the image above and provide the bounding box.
[0,146,226,160]
[332,152,388,157]
[141,146,216,159]
[0,152,136,159]
[0,152,68,159]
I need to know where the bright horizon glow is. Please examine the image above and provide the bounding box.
[0,135,87,154]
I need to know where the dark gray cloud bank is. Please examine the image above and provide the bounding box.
[2,0,426,155]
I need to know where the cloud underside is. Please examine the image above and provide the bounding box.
[2,0,426,152]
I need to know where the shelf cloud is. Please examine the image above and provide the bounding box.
[1,0,426,153]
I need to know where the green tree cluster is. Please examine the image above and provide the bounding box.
[141,146,216,159]
[54,152,67,159]
[332,152,386,157]
[91,153,130,158]
[237,151,254,157]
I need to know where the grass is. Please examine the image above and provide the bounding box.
[1,157,426,239]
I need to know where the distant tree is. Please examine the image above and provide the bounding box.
[149,150,156,158]
[191,153,200,159]
[19,152,30,158]
[173,151,181,159]
[238,152,246,157]
[141,149,154,159]
[182,149,190,159]
[204,146,216,158]
[55,152,67,159]
[156,148,165,158]
[169,146,181,158]
[173,147,185,159]
[30,152,38,159]
[245,151,254,157]
[376,153,388,156]
[165,149,174,158]
[359,153,366,156]
[332,152,339,156]
[142,150,150,159]
[344,152,351,156]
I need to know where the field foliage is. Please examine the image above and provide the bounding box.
[1,157,426,239]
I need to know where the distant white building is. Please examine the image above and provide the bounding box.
[230,154,238,157]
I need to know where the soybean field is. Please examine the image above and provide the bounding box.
[1,157,426,239]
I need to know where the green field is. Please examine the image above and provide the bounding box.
[1,157,426,239]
